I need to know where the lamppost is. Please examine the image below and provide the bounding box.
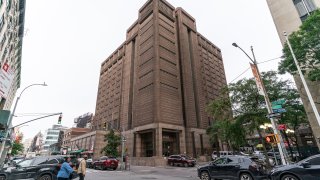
[284,32,320,128]
[0,82,47,166]
[232,43,287,165]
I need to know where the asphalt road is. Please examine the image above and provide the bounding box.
[74,165,200,180]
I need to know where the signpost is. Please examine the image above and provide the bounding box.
[273,108,287,113]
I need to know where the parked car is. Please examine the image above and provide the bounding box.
[0,155,78,180]
[92,156,119,170]
[211,151,234,160]
[270,154,320,180]
[167,155,196,167]
[197,156,269,180]
[86,158,93,168]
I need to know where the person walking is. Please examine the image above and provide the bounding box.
[57,157,74,180]
[77,155,88,180]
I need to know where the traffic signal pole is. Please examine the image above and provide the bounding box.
[250,46,287,165]
[232,43,287,165]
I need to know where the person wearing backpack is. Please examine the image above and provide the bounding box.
[57,157,74,180]
[77,155,88,180]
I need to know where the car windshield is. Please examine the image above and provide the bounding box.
[18,159,34,168]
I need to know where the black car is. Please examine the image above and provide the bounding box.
[270,154,320,180]
[0,155,78,180]
[197,156,269,180]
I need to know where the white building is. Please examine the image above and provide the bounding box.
[0,0,26,110]
[43,124,67,150]
[22,138,32,154]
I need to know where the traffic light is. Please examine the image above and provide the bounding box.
[265,134,279,144]
[103,122,107,129]
[58,115,62,124]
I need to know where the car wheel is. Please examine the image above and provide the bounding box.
[184,163,188,167]
[113,167,117,170]
[93,164,97,169]
[281,174,299,180]
[200,171,211,180]
[0,175,6,180]
[240,173,253,180]
[169,162,174,166]
[39,174,52,180]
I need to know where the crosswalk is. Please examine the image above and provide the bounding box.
[86,168,123,174]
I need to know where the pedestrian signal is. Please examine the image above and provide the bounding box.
[265,134,279,144]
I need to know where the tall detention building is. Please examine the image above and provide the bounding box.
[93,0,228,164]
[266,0,320,148]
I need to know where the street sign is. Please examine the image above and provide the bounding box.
[272,105,282,110]
[266,113,281,119]
[272,99,286,106]
[273,108,287,113]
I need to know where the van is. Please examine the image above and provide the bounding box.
[211,151,233,160]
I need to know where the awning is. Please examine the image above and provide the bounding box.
[69,149,85,154]
[81,151,93,154]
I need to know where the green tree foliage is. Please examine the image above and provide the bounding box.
[101,129,121,157]
[207,70,307,165]
[279,10,320,81]
[207,89,246,151]
[11,142,24,156]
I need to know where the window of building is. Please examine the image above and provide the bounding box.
[293,0,317,21]
[0,15,4,32]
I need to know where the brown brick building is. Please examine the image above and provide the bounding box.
[62,128,91,149]
[93,0,227,163]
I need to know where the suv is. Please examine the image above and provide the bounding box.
[198,156,269,180]
[0,155,78,180]
[167,155,196,167]
[92,156,119,170]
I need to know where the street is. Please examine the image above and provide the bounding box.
[75,166,199,180]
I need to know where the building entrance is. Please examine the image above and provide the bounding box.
[162,131,179,156]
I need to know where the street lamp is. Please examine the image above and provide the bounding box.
[232,43,287,165]
[0,82,47,166]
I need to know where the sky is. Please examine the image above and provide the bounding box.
[15,0,291,140]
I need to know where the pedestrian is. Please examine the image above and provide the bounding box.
[77,155,88,180]
[57,157,74,180]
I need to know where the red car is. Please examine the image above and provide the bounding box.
[92,156,119,170]
[168,155,196,167]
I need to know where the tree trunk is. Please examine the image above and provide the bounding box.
[215,134,221,158]
[293,131,302,159]
[282,130,294,161]
[256,127,271,169]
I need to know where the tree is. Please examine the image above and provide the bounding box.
[11,142,24,156]
[207,88,246,153]
[208,71,307,167]
[101,129,121,157]
[279,10,320,81]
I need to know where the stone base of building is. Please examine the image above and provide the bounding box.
[130,156,167,166]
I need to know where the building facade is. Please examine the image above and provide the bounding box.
[29,132,44,154]
[266,0,320,148]
[93,0,228,164]
[43,124,67,150]
[69,130,106,159]
[74,113,93,128]
[0,0,26,110]
[61,127,91,149]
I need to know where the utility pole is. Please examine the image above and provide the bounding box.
[284,32,320,127]
[232,43,287,165]
[0,83,47,166]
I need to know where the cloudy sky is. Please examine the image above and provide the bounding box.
[15,0,290,140]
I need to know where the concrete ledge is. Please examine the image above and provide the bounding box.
[130,157,167,166]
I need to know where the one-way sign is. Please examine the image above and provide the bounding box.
[266,113,281,119]
[273,108,286,113]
